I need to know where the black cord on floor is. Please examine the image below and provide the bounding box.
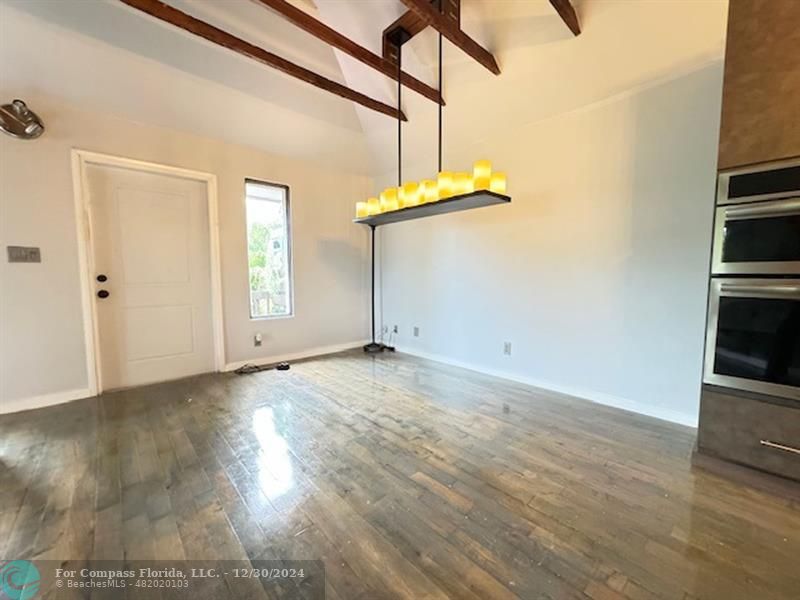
[234,362,290,375]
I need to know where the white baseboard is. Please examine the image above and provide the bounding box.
[395,345,698,428]
[0,342,368,416]
[2,343,696,428]
[223,340,370,372]
[0,388,93,415]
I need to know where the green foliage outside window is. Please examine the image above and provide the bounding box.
[246,187,290,318]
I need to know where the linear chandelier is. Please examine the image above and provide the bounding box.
[356,160,506,217]
[355,7,510,353]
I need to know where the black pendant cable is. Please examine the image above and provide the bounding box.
[364,30,409,353]
[398,34,403,187]
[364,13,445,354]
[438,20,443,172]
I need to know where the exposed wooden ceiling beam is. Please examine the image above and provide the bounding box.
[399,0,500,75]
[382,0,458,62]
[119,0,406,120]
[549,0,581,36]
[253,0,443,105]
[382,9,428,64]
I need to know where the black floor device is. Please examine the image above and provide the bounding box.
[234,361,291,375]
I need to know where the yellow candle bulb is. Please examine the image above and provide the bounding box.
[402,182,420,206]
[454,172,474,195]
[473,159,492,190]
[397,185,407,207]
[355,201,368,218]
[421,180,438,203]
[437,171,454,199]
[490,172,507,195]
[366,197,380,215]
[473,160,492,179]
[380,187,398,212]
[392,186,404,208]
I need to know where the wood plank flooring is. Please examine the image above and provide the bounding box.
[1,351,798,599]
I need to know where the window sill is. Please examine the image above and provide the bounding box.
[250,313,295,322]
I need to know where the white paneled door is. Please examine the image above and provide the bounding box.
[86,164,215,391]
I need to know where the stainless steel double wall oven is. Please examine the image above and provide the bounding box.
[705,158,800,401]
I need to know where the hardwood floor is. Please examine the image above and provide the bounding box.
[1,351,798,599]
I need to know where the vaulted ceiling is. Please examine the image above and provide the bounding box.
[0,0,728,176]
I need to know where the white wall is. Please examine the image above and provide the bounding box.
[356,0,729,176]
[0,0,727,425]
[0,2,374,174]
[0,92,372,413]
[378,64,723,427]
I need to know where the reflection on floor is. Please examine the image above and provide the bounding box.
[1,351,798,599]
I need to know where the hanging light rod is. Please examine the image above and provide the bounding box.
[253,0,444,105]
[119,0,407,120]
[398,0,500,75]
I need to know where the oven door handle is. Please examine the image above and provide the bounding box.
[719,283,800,298]
[724,197,800,220]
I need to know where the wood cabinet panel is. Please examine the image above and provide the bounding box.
[718,0,800,170]
[698,385,800,481]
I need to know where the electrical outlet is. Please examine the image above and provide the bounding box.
[393,325,399,334]
[413,326,419,337]
[382,325,389,334]
[254,333,262,347]
[503,341,512,356]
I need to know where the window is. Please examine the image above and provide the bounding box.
[245,180,292,318]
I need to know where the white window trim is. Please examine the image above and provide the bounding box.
[244,178,294,321]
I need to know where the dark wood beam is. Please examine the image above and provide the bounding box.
[549,0,581,36]
[442,0,461,28]
[382,9,428,64]
[382,0,459,62]
[253,0,443,105]
[119,0,406,120]
[399,0,500,75]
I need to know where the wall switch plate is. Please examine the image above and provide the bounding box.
[254,333,262,347]
[7,246,41,263]
[413,326,419,337]
[503,342,512,356]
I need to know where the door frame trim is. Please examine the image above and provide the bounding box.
[71,149,225,396]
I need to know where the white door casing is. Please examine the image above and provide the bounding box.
[72,151,224,394]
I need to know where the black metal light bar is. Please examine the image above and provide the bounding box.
[354,190,510,227]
